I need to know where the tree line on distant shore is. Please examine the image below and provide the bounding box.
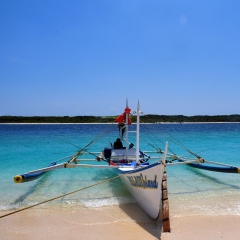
[1,114,240,123]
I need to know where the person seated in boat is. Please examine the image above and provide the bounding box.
[113,138,123,149]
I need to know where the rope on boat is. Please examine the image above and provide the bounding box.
[67,120,117,163]
[34,136,97,166]
[55,134,82,150]
[138,116,180,156]
[141,115,202,159]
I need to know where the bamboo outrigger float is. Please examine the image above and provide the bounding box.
[11,100,240,232]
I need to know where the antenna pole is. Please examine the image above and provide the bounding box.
[136,100,140,164]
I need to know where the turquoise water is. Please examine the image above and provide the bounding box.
[0,123,240,217]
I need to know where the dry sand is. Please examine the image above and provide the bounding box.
[1,203,240,240]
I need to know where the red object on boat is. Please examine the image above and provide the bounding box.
[115,107,132,125]
[124,107,131,114]
[110,161,117,166]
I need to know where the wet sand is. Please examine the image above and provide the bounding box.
[1,204,240,240]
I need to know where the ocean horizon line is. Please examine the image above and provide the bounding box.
[1,122,240,125]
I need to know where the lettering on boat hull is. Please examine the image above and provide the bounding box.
[126,174,158,189]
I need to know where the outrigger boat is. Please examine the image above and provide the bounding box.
[12,100,240,231]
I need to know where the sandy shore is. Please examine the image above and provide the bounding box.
[1,204,240,240]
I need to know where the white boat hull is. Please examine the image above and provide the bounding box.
[117,162,164,219]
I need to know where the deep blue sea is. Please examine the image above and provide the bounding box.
[1,123,240,217]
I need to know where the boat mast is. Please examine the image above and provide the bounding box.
[125,99,129,161]
[136,100,140,164]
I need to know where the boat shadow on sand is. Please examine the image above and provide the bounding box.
[118,200,163,239]
[93,169,163,240]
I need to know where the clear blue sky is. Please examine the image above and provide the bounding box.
[1,1,240,116]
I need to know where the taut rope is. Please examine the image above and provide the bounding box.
[0,168,136,219]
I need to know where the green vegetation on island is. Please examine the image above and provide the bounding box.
[1,114,240,123]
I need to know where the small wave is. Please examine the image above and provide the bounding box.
[82,197,135,208]
[171,202,240,218]
[0,201,40,211]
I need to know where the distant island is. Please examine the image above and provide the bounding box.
[1,115,240,123]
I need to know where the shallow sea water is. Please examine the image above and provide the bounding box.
[0,123,240,217]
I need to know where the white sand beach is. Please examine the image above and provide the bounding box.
[1,204,240,240]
